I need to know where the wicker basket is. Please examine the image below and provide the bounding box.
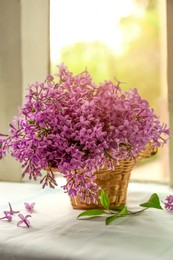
[70,143,158,210]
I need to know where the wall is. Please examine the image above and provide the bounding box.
[0,0,50,182]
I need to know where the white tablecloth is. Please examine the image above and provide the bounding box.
[0,179,173,260]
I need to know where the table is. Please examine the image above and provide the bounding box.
[0,179,173,260]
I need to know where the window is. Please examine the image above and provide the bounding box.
[0,0,172,186]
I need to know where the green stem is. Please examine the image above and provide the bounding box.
[127,208,148,215]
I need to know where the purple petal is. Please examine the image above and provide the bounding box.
[17,220,23,227]
[18,213,25,220]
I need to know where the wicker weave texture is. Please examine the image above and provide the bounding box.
[70,143,157,210]
[70,160,135,209]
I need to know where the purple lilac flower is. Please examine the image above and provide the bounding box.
[17,214,31,228]
[164,195,173,211]
[0,212,13,222]
[24,202,35,213]
[4,202,20,215]
[0,64,170,204]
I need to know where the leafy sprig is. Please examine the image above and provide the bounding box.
[77,190,163,225]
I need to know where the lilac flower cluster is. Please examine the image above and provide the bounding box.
[0,64,170,203]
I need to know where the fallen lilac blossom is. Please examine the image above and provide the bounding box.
[164,195,173,211]
[0,212,13,222]
[24,202,35,213]
[17,214,32,228]
[4,202,20,215]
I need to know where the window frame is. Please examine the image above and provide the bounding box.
[166,0,173,187]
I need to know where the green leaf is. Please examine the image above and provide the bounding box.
[140,193,163,210]
[77,209,104,219]
[106,206,128,225]
[118,206,128,216]
[106,214,118,225]
[100,190,110,209]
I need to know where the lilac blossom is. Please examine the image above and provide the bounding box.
[0,212,13,222]
[17,214,31,228]
[4,202,20,215]
[0,203,19,222]
[164,195,173,211]
[24,202,35,213]
[0,64,170,204]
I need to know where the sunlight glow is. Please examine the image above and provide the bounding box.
[50,0,143,63]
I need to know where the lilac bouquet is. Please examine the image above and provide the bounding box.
[0,64,170,203]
